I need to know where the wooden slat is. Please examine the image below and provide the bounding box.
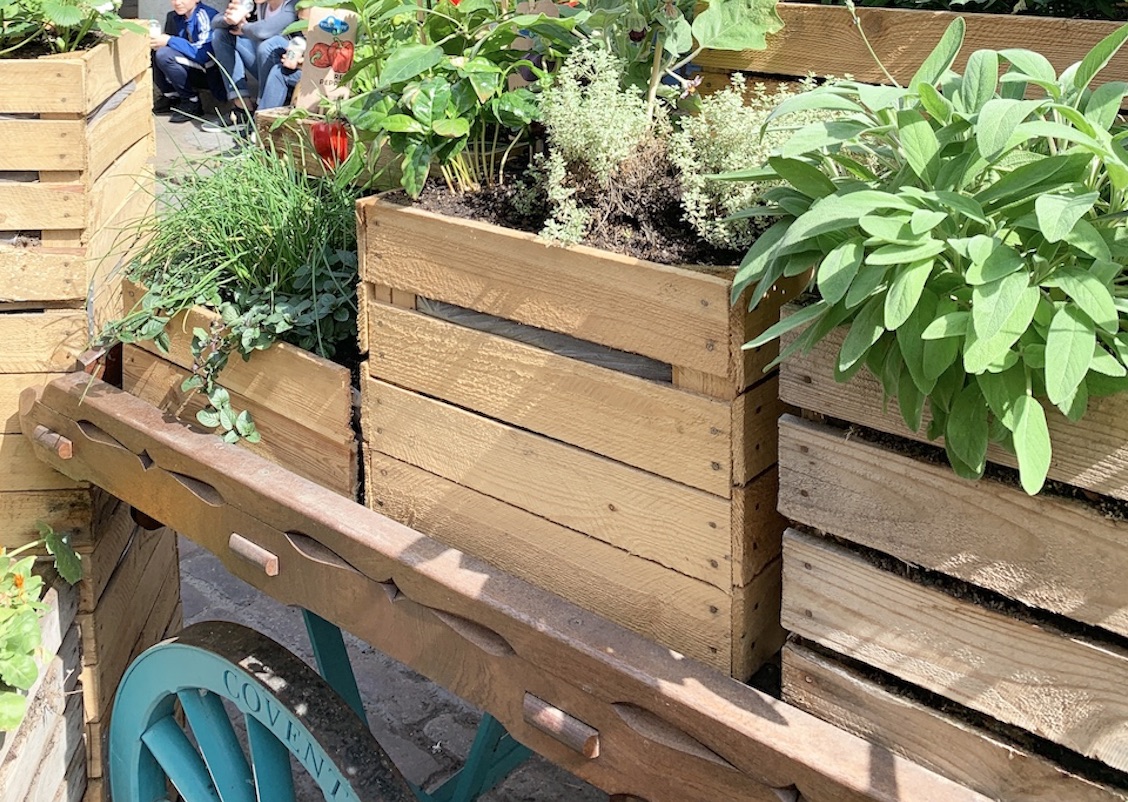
[83,133,154,233]
[364,377,737,589]
[361,199,739,379]
[122,282,354,442]
[76,497,139,612]
[22,693,86,802]
[123,347,358,497]
[0,374,70,433]
[79,530,178,718]
[0,179,85,231]
[0,432,82,491]
[86,73,153,181]
[783,528,1128,773]
[783,642,1128,802]
[733,377,784,486]
[0,490,93,549]
[781,324,1128,502]
[368,300,734,495]
[23,373,991,802]
[0,309,85,372]
[367,451,738,673]
[696,4,1128,88]
[779,415,1128,640]
[0,32,148,114]
[732,559,785,679]
[732,468,785,584]
[0,72,151,175]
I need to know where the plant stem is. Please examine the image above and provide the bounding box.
[645,35,666,121]
[846,1,900,88]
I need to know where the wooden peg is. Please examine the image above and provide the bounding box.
[32,424,73,459]
[228,533,280,577]
[523,693,600,759]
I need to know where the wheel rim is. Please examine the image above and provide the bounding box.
[109,620,414,802]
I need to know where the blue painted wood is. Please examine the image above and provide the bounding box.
[177,689,256,802]
[246,714,297,802]
[302,608,369,724]
[111,621,414,802]
[141,716,222,802]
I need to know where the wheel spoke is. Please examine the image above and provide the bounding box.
[140,716,222,802]
[246,714,297,802]
[177,689,257,802]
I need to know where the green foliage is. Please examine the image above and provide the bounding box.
[669,74,836,251]
[0,525,81,733]
[0,0,143,56]
[337,0,581,195]
[733,20,1128,495]
[98,147,361,444]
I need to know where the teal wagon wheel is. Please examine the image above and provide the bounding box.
[109,620,416,802]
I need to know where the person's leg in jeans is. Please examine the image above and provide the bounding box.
[211,27,255,102]
[254,35,290,108]
[258,62,300,110]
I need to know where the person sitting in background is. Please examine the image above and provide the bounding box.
[259,34,305,111]
[208,0,298,127]
[150,0,220,122]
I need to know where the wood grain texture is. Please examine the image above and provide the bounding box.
[0,73,151,175]
[364,376,739,589]
[122,282,354,441]
[732,558,786,678]
[0,490,93,549]
[779,415,1128,640]
[24,372,990,802]
[79,530,179,718]
[0,32,148,114]
[124,347,358,497]
[782,643,1128,802]
[367,299,735,495]
[0,179,85,231]
[0,309,85,372]
[0,374,70,433]
[781,322,1128,502]
[76,496,139,613]
[366,450,741,674]
[83,133,154,232]
[783,529,1128,774]
[696,4,1128,89]
[361,199,739,379]
[0,432,83,491]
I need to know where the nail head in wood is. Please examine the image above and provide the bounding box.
[522,693,600,759]
[228,533,280,577]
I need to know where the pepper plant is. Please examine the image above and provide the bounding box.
[734,17,1128,494]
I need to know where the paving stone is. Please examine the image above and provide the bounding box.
[422,712,478,762]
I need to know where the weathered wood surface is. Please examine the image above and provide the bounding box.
[697,4,1128,90]
[783,528,1128,774]
[76,495,140,612]
[124,347,357,497]
[366,450,747,672]
[0,489,93,550]
[361,199,800,388]
[782,643,1128,802]
[122,281,354,443]
[779,415,1128,640]
[0,32,149,114]
[20,373,988,802]
[0,665,84,802]
[781,323,1128,503]
[364,377,781,589]
[367,298,745,496]
[0,310,85,373]
[0,73,152,177]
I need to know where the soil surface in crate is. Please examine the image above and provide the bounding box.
[414,180,744,267]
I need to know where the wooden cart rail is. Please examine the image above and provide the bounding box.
[18,373,986,802]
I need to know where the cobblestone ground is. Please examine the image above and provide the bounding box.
[156,116,608,802]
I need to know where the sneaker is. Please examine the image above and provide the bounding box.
[168,99,204,123]
[201,108,253,134]
[153,95,178,114]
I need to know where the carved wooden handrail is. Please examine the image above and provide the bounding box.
[20,374,988,802]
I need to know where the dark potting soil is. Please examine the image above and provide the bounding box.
[0,231,41,248]
[414,180,745,268]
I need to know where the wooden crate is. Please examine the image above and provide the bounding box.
[119,282,359,498]
[358,198,793,678]
[696,3,1128,93]
[776,320,1128,790]
[0,575,85,802]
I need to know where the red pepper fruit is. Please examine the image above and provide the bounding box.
[331,40,354,72]
[308,41,331,68]
[310,120,350,168]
